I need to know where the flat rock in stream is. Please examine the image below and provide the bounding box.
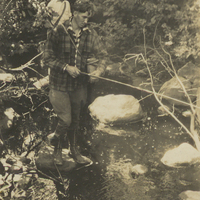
[89,94,144,124]
[35,143,76,173]
[161,143,200,168]
[179,190,200,200]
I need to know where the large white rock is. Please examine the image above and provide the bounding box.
[88,94,144,124]
[179,190,200,200]
[161,143,200,167]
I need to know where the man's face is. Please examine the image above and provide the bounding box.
[74,11,89,29]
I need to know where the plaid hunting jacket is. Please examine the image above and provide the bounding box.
[43,20,107,92]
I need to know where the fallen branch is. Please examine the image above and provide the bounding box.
[159,36,196,115]
[142,28,200,151]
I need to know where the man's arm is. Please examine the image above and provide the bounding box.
[89,30,107,82]
[43,29,80,78]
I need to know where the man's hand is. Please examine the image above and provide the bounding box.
[65,65,80,78]
[89,70,102,83]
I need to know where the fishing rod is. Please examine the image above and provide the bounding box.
[80,71,199,109]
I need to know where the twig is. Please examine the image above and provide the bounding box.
[0,180,12,193]
[160,61,173,77]
[2,0,13,14]
[152,18,174,77]
[159,37,196,115]
[32,156,62,184]
[0,82,6,90]
[0,79,14,93]
[36,168,62,184]
[9,52,43,71]
[54,162,65,185]
[138,93,153,102]
[196,88,200,124]
[31,99,48,112]
[25,141,42,157]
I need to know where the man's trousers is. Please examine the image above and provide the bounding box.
[49,85,88,134]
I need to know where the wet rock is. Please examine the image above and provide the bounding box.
[89,94,144,124]
[158,76,196,106]
[35,143,77,173]
[131,164,148,175]
[179,190,200,200]
[178,62,200,87]
[161,143,200,167]
[131,164,148,179]
[157,105,172,116]
[182,110,192,117]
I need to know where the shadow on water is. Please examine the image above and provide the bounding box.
[56,75,200,200]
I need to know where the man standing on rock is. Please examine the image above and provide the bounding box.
[43,0,107,165]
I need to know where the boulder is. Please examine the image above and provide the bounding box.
[158,76,196,106]
[88,94,144,124]
[178,62,200,87]
[179,190,200,200]
[161,143,200,168]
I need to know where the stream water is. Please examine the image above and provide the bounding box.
[56,75,200,200]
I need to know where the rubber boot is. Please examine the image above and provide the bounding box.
[53,138,63,165]
[68,129,92,165]
[50,122,69,149]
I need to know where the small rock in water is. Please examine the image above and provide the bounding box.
[158,76,195,106]
[179,190,200,200]
[182,110,192,117]
[157,105,171,117]
[161,143,200,167]
[131,164,148,178]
